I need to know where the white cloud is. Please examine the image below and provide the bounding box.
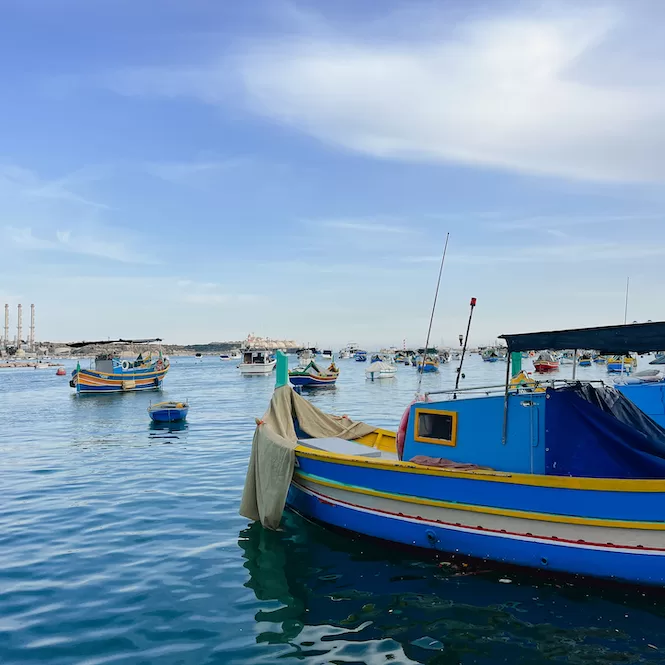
[3,226,158,264]
[144,158,247,186]
[0,163,109,209]
[311,218,414,234]
[103,4,665,183]
[452,242,665,265]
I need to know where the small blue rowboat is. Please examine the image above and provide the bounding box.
[148,401,189,422]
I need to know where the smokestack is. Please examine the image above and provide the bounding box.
[30,304,35,351]
[17,304,22,347]
[3,304,8,347]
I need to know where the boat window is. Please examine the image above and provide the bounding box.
[414,409,457,446]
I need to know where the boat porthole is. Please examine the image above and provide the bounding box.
[425,530,438,546]
[541,557,548,566]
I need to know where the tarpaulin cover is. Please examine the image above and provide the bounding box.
[240,386,375,529]
[500,321,665,354]
[545,383,665,478]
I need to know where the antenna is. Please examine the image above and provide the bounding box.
[454,297,477,394]
[417,232,450,396]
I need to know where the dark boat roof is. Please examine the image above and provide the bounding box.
[67,338,162,348]
[500,322,665,354]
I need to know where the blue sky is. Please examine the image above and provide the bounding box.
[1,0,665,346]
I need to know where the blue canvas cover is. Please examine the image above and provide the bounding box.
[545,384,665,478]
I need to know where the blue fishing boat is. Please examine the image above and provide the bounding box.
[148,401,188,422]
[578,353,592,367]
[415,354,439,372]
[607,355,636,373]
[242,322,665,587]
[354,351,367,362]
[68,338,169,394]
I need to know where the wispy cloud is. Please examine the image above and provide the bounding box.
[175,279,258,305]
[0,163,109,209]
[3,226,158,264]
[101,4,665,183]
[308,218,414,234]
[488,213,664,231]
[452,242,665,265]
[144,158,248,186]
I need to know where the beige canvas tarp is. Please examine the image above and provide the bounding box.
[239,385,375,529]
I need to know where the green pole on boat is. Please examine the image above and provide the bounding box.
[275,350,289,388]
[510,351,522,377]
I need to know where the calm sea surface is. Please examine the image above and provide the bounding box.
[2,355,665,664]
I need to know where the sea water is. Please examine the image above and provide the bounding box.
[2,355,665,664]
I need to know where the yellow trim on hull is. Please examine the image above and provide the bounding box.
[295,471,665,531]
[295,432,665,492]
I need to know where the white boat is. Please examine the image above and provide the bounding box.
[338,342,359,359]
[365,360,397,380]
[238,349,276,375]
[321,349,333,360]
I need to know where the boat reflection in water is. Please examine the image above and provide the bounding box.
[238,514,665,664]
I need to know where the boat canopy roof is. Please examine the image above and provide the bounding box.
[67,338,162,348]
[500,321,665,354]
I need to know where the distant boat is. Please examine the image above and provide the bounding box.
[69,339,169,394]
[607,355,636,374]
[321,349,333,360]
[394,351,409,364]
[148,401,188,422]
[220,353,231,360]
[195,352,202,358]
[533,351,559,373]
[416,354,439,373]
[593,355,606,364]
[238,349,276,375]
[338,343,359,359]
[365,360,397,380]
[289,360,339,387]
[354,351,367,362]
[578,354,592,367]
[482,348,500,363]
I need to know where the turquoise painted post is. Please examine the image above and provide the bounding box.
[275,350,289,388]
[510,352,522,377]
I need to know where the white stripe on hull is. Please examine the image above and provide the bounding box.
[294,477,665,554]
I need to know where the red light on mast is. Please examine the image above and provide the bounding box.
[470,297,477,306]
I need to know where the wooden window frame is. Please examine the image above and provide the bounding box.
[413,408,458,447]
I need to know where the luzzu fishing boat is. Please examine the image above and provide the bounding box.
[68,339,169,394]
[416,354,439,373]
[607,355,636,373]
[289,360,339,387]
[241,322,665,587]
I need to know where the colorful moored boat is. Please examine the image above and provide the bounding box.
[242,322,665,587]
[533,351,559,373]
[607,355,636,373]
[289,360,339,387]
[69,339,169,394]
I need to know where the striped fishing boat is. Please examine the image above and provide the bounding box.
[243,321,665,587]
[68,338,169,394]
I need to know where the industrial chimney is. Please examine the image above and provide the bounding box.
[3,304,8,347]
[17,303,22,347]
[30,304,35,351]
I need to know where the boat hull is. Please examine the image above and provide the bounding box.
[288,480,665,586]
[288,457,665,586]
[533,362,558,373]
[149,408,188,422]
[71,366,168,393]
[289,375,337,386]
[578,360,592,367]
[239,362,276,375]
